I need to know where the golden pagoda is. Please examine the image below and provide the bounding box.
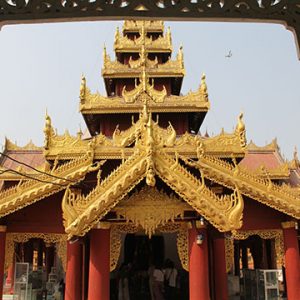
[0,20,299,300]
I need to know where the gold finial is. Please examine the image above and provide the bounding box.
[115,27,120,43]
[77,124,83,139]
[177,45,184,67]
[80,75,86,103]
[103,45,107,66]
[199,73,209,102]
[166,27,171,44]
[44,110,52,149]
[236,112,246,148]
[200,73,207,93]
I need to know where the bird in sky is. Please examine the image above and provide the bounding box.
[225,50,232,58]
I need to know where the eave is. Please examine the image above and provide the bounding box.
[0,154,98,218]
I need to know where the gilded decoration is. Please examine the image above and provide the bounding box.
[224,235,234,273]
[43,114,249,160]
[123,21,164,33]
[0,154,101,218]
[115,186,190,237]
[110,222,189,272]
[79,76,210,114]
[62,104,245,238]
[247,163,290,180]
[1,4,300,61]
[114,26,172,52]
[102,46,184,77]
[4,138,42,151]
[281,221,297,229]
[122,69,167,103]
[4,233,68,271]
[230,230,284,268]
[180,150,300,218]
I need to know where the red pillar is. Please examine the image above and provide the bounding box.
[282,222,300,300]
[88,228,110,300]
[0,226,6,300]
[213,238,228,300]
[5,263,14,294]
[65,241,82,300]
[189,225,210,300]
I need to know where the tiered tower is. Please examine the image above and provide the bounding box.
[80,20,209,136]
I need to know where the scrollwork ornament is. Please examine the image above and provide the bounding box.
[177,223,189,271]
[0,1,300,59]
[232,229,285,266]
[225,234,234,273]
[4,233,67,271]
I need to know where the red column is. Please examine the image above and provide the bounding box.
[189,225,210,300]
[88,228,110,300]
[0,226,6,300]
[282,222,300,300]
[65,241,82,300]
[5,263,14,294]
[213,238,228,300]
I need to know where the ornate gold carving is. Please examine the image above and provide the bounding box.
[247,138,279,152]
[114,27,172,53]
[247,163,290,180]
[281,221,297,229]
[44,111,55,149]
[177,223,189,271]
[115,186,189,237]
[110,224,139,272]
[224,235,234,273]
[109,222,188,272]
[56,240,67,271]
[102,47,184,78]
[4,138,42,151]
[232,230,284,267]
[235,112,246,148]
[4,233,67,271]
[63,105,245,238]
[123,20,164,33]
[0,154,99,218]
[155,152,244,233]
[183,153,300,219]
[122,69,167,103]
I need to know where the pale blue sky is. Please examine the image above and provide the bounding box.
[0,21,299,159]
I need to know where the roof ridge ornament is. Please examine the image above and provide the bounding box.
[44,110,55,150]
[80,75,86,104]
[199,73,209,102]
[235,112,246,148]
[122,68,167,103]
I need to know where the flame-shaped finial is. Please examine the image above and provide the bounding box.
[236,112,246,148]
[80,75,86,103]
[44,109,52,149]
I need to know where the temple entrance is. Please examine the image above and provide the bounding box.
[110,233,189,300]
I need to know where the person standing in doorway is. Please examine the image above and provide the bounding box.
[164,259,178,300]
[152,263,165,300]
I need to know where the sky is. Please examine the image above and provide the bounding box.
[0,20,300,160]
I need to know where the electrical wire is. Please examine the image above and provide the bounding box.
[0,152,95,188]
[0,151,80,185]
[0,168,68,187]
